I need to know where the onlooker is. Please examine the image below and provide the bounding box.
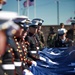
[58,23,67,32]
[47,26,56,47]
[32,18,45,49]
[55,29,72,47]
[67,22,75,41]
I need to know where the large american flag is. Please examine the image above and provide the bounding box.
[23,0,34,7]
[66,17,72,24]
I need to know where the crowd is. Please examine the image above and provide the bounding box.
[47,22,75,47]
[0,11,75,75]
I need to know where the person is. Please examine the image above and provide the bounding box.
[32,18,45,49]
[59,23,67,31]
[0,30,6,75]
[0,11,19,75]
[25,21,41,61]
[9,16,31,75]
[47,26,57,47]
[67,20,75,43]
[55,29,72,47]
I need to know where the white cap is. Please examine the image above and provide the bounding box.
[13,15,30,24]
[71,19,75,23]
[32,18,44,24]
[58,29,67,35]
[0,11,19,30]
[0,11,18,20]
[29,21,39,27]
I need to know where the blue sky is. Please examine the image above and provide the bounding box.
[2,0,75,25]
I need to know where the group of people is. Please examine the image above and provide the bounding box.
[0,10,75,75]
[0,11,46,75]
[47,22,75,48]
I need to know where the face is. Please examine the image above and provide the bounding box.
[72,24,75,30]
[38,26,42,31]
[29,27,38,34]
[0,30,7,56]
[62,25,64,28]
[16,28,24,37]
[59,33,66,39]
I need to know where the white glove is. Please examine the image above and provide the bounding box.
[39,56,46,61]
[31,61,37,66]
[23,69,34,75]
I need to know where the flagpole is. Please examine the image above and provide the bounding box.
[57,0,59,25]
[27,0,29,18]
[17,0,21,15]
[34,0,36,18]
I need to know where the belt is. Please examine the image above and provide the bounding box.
[14,61,22,67]
[30,51,37,54]
[2,64,15,70]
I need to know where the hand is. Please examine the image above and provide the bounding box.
[31,61,37,66]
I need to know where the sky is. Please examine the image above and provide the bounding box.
[2,0,75,25]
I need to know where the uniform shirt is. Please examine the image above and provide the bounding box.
[55,38,72,47]
[25,32,40,51]
[25,32,40,61]
[67,29,75,41]
[47,33,57,47]
[37,31,45,48]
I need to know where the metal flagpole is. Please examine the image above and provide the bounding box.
[34,0,36,18]
[27,0,29,18]
[57,0,59,25]
[17,0,21,15]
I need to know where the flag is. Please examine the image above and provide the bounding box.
[66,17,72,24]
[23,0,34,7]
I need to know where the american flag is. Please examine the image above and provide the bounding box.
[23,0,34,7]
[66,17,72,24]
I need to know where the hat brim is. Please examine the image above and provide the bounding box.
[29,25,38,28]
[58,33,64,36]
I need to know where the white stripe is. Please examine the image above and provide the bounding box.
[2,64,15,70]
[30,51,37,54]
[14,62,22,66]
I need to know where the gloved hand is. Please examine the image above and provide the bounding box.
[31,61,37,66]
[23,69,34,75]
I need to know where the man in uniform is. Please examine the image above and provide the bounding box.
[0,28,6,75]
[8,16,30,75]
[67,19,75,45]
[55,29,72,47]
[0,11,19,75]
[25,21,41,61]
[32,18,45,49]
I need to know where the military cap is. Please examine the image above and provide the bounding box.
[71,19,75,25]
[0,11,20,36]
[13,15,31,28]
[58,29,67,36]
[29,21,39,28]
[32,18,44,26]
